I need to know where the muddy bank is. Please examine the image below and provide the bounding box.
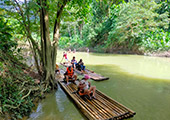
[75,47,170,58]
[144,51,170,57]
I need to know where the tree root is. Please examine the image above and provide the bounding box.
[3,104,19,109]
[19,88,25,94]
[22,89,32,100]
[0,107,2,114]
[21,81,29,87]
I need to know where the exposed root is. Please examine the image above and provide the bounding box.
[3,104,19,109]
[0,107,2,114]
[21,89,32,100]
[19,88,25,94]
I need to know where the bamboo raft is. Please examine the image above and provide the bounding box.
[61,63,109,81]
[57,74,136,120]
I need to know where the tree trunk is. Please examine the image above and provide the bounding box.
[74,25,77,36]
[67,25,72,37]
[40,0,56,89]
[14,0,71,90]
[78,21,83,39]
[52,0,69,75]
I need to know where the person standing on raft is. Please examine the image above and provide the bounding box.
[61,52,69,63]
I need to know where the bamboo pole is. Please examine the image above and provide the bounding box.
[59,82,97,120]
[96,90,135,115]
[70,83,129,120]
[94,93,130,120]
[93,96,119,117]
[96,91,128,113]
[85,98,108,119]
[96,94,126,114]
[91,98,117,118]
[66,83,103,119]
[70,84,117,119]
[68,84,105,119]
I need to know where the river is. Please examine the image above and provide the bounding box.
[28,51,170,120]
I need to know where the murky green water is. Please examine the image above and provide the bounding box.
[28,51,170,120]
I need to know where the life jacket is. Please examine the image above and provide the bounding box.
[78,90,86,96]
[56,64,59,70]
[66,67,73,77]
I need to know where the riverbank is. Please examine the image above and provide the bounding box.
[0,50,48,120]
[62,47,170,58]
[145,51,170,57]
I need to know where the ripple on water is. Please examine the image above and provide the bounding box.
[28,103,43,120]
[55,86,67,112]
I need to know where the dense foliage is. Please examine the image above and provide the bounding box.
[1,0,94,119]
[0,16,41,120]
[0,17,17,52]
[0,52,35,119]
[59,0,170,53]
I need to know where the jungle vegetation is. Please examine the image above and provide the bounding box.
[59,0,170,53]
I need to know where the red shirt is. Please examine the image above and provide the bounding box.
[63,53,67,59]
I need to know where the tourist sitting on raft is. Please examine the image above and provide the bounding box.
[76,59,85,72]
[64,66,77,85]
[71,56,77,68]
[77,74,96,100]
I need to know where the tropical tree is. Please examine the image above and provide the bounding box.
[2,0,92,89]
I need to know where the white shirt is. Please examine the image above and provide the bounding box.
[80,80,89,89]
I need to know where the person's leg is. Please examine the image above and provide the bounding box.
[73,74,77,81]
[74,63,76,68]
[89,86,96,97]
[77,65,81,71]
[80,65,83,70]
[83,66,85,70]
[81,89,93,99]
[71,75,77,84]
[83,89,90,96]
[66,76,69,85]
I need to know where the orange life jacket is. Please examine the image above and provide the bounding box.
[78,91,86,96]
[56,64,59,70]
[66,67,73,77]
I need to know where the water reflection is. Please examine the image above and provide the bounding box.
[28,85,85,120]
[28,103,43,120]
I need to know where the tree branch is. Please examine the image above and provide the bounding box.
[13,0,41,58]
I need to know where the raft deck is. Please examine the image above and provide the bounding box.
[61,63,109,81]
[58,80,136,120]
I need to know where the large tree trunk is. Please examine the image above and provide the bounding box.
[52,0,70,75]
[40,0,56,89]
[14,0,71,90]
[39,0,70,89]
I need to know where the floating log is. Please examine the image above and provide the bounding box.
[58,79,136,120]
[60,63,109,81]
